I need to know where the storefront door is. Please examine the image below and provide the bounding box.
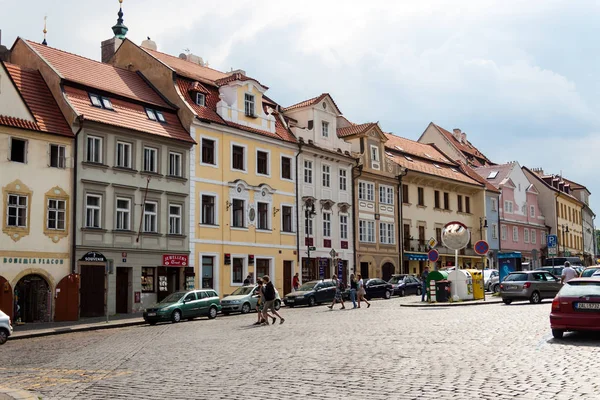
[116,267,129,314]
[80,265,105,318]
[283,261,292,295]
[15,274,50,323]
[157,267,180,302]
[201,256,214,289]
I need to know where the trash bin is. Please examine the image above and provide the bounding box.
[435,280,450,302]
[448,269,474,301]
[468,269,484,300]
[426,270,449,302]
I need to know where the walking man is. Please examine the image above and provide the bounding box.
[327,275,346,310]
[421,266,430,302]
[262,276,285,325]
[561,261,578,284]
[292,273,300,292]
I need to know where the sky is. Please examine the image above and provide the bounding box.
[2,0,600,216]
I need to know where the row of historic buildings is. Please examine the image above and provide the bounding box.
[0,6,594,322]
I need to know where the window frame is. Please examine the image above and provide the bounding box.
[443,192,450,210]
[7,194,28,228]
[145,108,157,121]
[143,201,158,233]
[168,151,183,178]
[256,149,270,177]
[200,136,218,167]
[85,193,102,229]
[512,226,519,242]
[86,135,103,164]
[281,205,294,233]
[115,197,132,231]
[303,160,313,184]
[200,193,218,226]
[244,93,255,117]
[195,92,206,107]
[491,198,497,211]
[143,146,159,173]
[256,201,271,231]
[417,187,425,206]
[141,267,156,293]
[379,222,395,245]
[231,256,247,286]
[530,205,535,218]
[49,144,66,169]
[322,164,331,188]
[321,121,329,138]
[340,214,348,240]
[281,155,293,181]
[358,181,375,202]
[359,220,375,243]
[524,228,530,243]
[465,196,471,213]
[46,198,66,231]
[457,195,463,213]
[231,143,247,172]
[231,198,246,228]
[501,225,507,241]
[115,141,132,169]
[168,203,183,235]
[322,212,331,238]
[531,229,536,244]
[492,223,498,239]
[379,185,394,205]
[339,169,347,191]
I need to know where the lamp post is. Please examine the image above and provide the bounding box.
[562,224,569,255]
[305,201,316,280]
[479,217,488,269]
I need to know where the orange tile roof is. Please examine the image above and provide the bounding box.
[457,161,501,193]
[0,115,40,132]
[144,48,229,83]
[433,123,494,167]
[387,151,481,186]
[64,86,194,143]
[337,122,377,138]
[283,93,342,113]
[215,72,268,90]
[385,134,453,164]
[1,62,72,137]
[26,40,168,108]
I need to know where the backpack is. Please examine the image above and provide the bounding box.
[264,282,276,301]
[338,280,346,291]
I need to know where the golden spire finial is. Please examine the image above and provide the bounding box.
[42,15,48,45]
[119,0,123,4]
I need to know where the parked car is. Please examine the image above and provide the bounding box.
[483,269,499,290]
[0,310,13,345]
[543,257,584,268]
[388,274,422,296]
[488,275,500,293]
[550,277,600,339]
[580,266,600,278]
[364,278,394,300]
[221,285,281,315]
[143,289,222,324]
[284,280,336,307]
[500,271,562,305]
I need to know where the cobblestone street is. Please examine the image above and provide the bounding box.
[1,296,600,400]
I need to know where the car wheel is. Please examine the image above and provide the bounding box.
[171,309,182,323]
[416,287,422,296]
[502,299,512,305]
[274,300,281,310]
[241,303,251,314]
[399,289,405,297]
[492,284,499,293]
[530,291,541,304]
[384,290,391,299]
[308,296,316,307]
[552,329,564,339]
[208,306,218,319]
[0,329,8,345]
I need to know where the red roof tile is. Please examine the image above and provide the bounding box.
[433,123,494,167]
[144,48,229,83]
[283,93,342,114]
[215,72,268,90]
[2,62,72,137]
[337,122,377,138]
[384,134,453,165]
[64,86,193,143]
[474,164,516,188]
[387,152,481,186]
[457,161,501,193]
[26,40,168,108]
[0,115,40,132]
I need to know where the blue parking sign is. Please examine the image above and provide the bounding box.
[547,234,558,248]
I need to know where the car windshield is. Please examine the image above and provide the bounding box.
[581,269,600,277]
[298,281,318,291]
[230,286,254,296]
[159,292,186,303]
[504,273,529,282]
[389,276,406,284]
[559,281,600,297]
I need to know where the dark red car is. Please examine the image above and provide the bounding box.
[550,277,600,339]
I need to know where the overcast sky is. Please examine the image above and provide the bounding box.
[2,0,599,218]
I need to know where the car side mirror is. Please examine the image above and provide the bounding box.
[182,300,186,304]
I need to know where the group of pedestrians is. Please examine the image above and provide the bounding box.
[327,274,370,310]
[253,275,285,326]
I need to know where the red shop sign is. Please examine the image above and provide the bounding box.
[163,254,188,267]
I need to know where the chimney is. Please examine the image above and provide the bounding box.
[141,37,157,51]
[0,30,10,62]
[461,132,466,144]
[178,53,205,66]
[452,128,461,141]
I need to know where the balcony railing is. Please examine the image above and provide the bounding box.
[403,239,477,256]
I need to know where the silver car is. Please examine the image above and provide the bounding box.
[221,285,281,314]
[500,271,562,305]
[0,309,13,345]
[483,269,499,291]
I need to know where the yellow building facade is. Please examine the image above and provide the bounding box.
[556,193,584,257]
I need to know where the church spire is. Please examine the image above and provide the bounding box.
[42,16,48,45]
[111,0,128,39]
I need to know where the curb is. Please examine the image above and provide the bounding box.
[9,320,145,341]
[400,299,503,308]
[0,387,41,400]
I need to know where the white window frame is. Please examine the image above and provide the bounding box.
[359,181,375,202]
[504,200,513,213]
[379,185,394,205]
[303,160,313,184]
[47,198,66,230]
[6,194,27,228]
[115,197,131,231]
[524,228,529,243]
[359,220,375,243]
[491,198,497,212]
[305,217,313,236]
[379,222,395,245]
[530,205,535,218]
[254,257,275,283]
[339,169,347,191]
[322,164,331,188]
[280,155,293,181]
[501,225,507,241]
[340,214,348,240]
[280,204,295,233]
[168,151,183,177]
[143,146,158,173]
[256,201,271,231]
[244,93,255,117]
[492,223,498,239]
[49,144,66,169]
[230,142,247,173]
[195,92,206,107]
[370,145,380,170]
[512,226,519,242]
[143,201,158,233]
[200,136,219,168]
[86,135,103,163]
[116,141,132,169]
[256,148,271,177]
[231,255,248,286]
[200,193,219,227]
[323,212,331,237]
[231,198,246,229]
[321,121,329,138]
[85,194,102,228]
[531,229,536,244]
[168,203,182,235]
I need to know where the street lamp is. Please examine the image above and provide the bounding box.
[304,201,316,280]
[562,224,569,255]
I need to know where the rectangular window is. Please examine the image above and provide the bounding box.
[402,185,409,204]
[323,213,331,237]
[512,226,519,242]
[169,152,183,177]
[457,195,463,212]
[7,194,27,227]
[358,182,374,201]
[443,192,449,210]
[143,147,158,173]
[196,93,206,106]
[305,218,313,236]
[524,228,529,243]
[380,222,395,245]
[379,185,394,205]
[85,194,101,228]
[86,136,102,163]
[436,227,442,244]
[256,259,270,278]
[201,195,216,225]
[116,141,131,169]
[115,198,131,230]
[232,199,245,228]
[201,138,216,165]
[146,109,157,121]
[47,199,66,230]
[143,201,158,233]
[504,201,513,213]
[492,224,498,239]
[491,198,497,211]
[169,204,182,235]
[9,137,27,163]
[232,258,244,284]
[282,206,293,232]
[257,202,269,230]
[244,93,255,117]
[257,150,269,175]
[304,160,313,184]
[434,190,440,208]
[531,229,536,244]
[359,220,375,243]
[50,144,66,168]
[501,225,507,240]
[339,169,347,191]
[232,145,245,171]
[322,121,329,138]
[370,145,380,162]
[340,215,348,239]
[281,157,292,180]
[417,187,424,206]
[530,205,535,218]
[90,94,102,107]
[465,196,471,213]
[322,165,330,187]
[141,267,155,293]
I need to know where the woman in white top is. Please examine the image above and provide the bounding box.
[356,274,371,308]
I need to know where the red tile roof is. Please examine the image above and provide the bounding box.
[64,86,193,143]
[215,72,268,90]
[474,164,516,188]
[337,122,377,138]
[0,115,40,131]
[1,62,72,137]
[385,134,454,165]
[144,48,229,83]
[432,123,494,167]
[387,152,481,186]
[26,40,168,108]
[283,93,342,114]
[457,161,501,193]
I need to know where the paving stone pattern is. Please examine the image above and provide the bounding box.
[1,297,600,399]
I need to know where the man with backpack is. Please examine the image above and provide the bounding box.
[261,275,285,325]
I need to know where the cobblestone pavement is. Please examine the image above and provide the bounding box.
[1,296,600,400]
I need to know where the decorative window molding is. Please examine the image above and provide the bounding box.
[2,180,32,242]
[44,186,70,243]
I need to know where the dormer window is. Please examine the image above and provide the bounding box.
[155,111,166,123]
[322,121,329,138]
[146,108,157,121]
[90,94,102,107]
[101,98,113,110]
[146,108,167,123]
[196,93,206,107]
[89,93,113,110]
[244,93,255,117]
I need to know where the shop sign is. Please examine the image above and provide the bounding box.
[80,251,107,262]
[163,254,188,266]
[2,257,66,265]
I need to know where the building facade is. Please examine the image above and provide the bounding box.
[282,94,355,285]
[0,61,74,322]
[562,179,595,265]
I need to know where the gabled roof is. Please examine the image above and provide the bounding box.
[1,62,72,137]
[522,166,584,206]
[385,134,454,165]
[430,123,494,167]
[215,72,268,90]
[337,122,378,138]
[456,161,500,194]
[24,40,168,108]
[143,47,229,83]
[283,93,342,114]
[474,163,515,189]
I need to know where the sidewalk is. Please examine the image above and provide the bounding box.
[0,387,41,400]
[9,313,145,340]
[400,295,503,307]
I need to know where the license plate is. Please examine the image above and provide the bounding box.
[287,299,294,303]
[576,302,600,310]
[147,312,156,317]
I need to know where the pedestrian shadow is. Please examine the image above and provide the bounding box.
[547,331,600,347]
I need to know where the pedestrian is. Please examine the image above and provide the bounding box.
[561,261,578,284]
[254,280,272,325]
[327,275,346,310]
[292,273,300,292]
[356,274,370,308]
[262,276,285,325]
[349,274,358,308]
[421,266,429,302]
[243,274,252,286]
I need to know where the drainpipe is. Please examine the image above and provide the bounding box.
[295,142,303,266]
[71,115,85,274]
[351,160,363,275]
[396,168,408,274]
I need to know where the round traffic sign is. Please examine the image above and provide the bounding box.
[428,249,439,262]
[474,240,490,255]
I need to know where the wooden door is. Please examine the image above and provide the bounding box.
[0,276,13,321]
[80,265,105,318]
[360,262,369,279]
[382,262,395,282]
[116,267,129,314]
[283,261,292,296]
[55,274,79,321]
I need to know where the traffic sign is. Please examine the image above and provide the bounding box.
[428,237,438,248]
[547,234,558,248]
[474,240,490,255]
[329,249,337,258]
[548,247,558,257]
[428,249,439,262]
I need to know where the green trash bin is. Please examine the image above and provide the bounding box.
[426,270,449,302]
